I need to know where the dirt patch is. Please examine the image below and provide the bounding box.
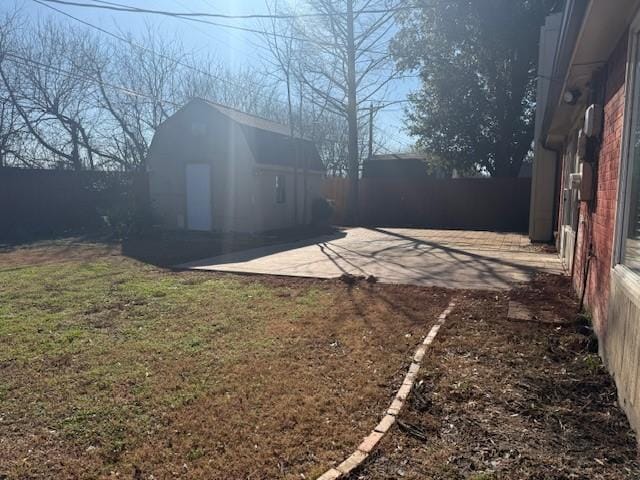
[351,274,639,479]
[0,238,119,269]
[0,241,450,479]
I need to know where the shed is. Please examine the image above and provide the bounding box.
[362,153,447,179]
[147,99,325,233]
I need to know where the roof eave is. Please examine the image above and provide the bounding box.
[542,0,640,148]
[540,0,590,148]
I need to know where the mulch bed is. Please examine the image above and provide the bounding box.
[349,274,640,479]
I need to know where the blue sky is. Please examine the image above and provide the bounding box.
[13,0,419,151]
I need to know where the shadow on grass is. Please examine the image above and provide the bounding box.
[0,225,347,269]
[120,226,346,268]
[0,228,114,253]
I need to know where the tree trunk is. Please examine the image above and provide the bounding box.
[70,123,82,171]
[286,73,299,226]
[301,84,308,226]
[346,0,359,224]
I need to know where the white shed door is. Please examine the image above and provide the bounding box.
[186,164,212,231]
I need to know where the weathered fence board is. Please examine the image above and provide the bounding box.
[0,168,148,238]
[323,176,531,232]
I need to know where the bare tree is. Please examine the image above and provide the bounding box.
[0,96,25,167]
[90,26,286,171]
[89,27,187,170]
[0,19,102,170]
[0,9,26,167]
[261,0,304,224]
[293,0,399,222]
[178,54,286,122]
[0,7,387,176]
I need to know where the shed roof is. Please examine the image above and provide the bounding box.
[202,99,292,136]
[370,153,429,162]
[363,153,431,179]
[190,99,325,172]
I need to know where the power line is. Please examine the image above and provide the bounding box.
[36,0,315,46]
[37,0,394,52]
[373,124,413,150]
[33,0,310,117]
[32,0,411,113]
[376,100,412,109]
[170,0,266,65]
[49,0,423,20]
[2,53,353,147]
[2,51,165,101]
[27,0,414,146]
[192,0,344,85]
[30,0,219,82]
[376,107,407,112]
[175,0,301,94]
[357,99,411,111]
[31,0,290,108]
[373,140,396,155]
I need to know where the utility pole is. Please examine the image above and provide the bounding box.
[345,0,359,225]
[299,80,308,225]
[70,123,81,171]
[286,77,299,227]
[368,102,374,162]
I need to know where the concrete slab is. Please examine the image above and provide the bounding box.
[180,227,565,290]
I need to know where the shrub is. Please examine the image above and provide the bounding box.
[311,197,334,226]
[94,173,154,238]
[99,202,154,238]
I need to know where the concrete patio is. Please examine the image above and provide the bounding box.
[180,227,564,290]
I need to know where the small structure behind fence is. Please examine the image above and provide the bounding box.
[322,176,531,232]
[0,168,149,238]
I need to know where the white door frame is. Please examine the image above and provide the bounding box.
[185,163,212,231]
[559,131,581,270]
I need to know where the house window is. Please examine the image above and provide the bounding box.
[620,29,640,275]
[624,148,640,274]
[275,175,286,204]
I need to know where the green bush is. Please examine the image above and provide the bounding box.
[311,197,334,225]
[94,173,153,238]
[99,203,154,238]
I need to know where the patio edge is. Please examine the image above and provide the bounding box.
[315,299,457,480]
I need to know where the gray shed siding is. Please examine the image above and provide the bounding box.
[147,101,323,233]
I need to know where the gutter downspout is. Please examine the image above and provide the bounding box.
[542,138,564,247]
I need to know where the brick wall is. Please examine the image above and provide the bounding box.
[573,33,628,336]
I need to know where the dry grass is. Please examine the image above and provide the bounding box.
[0,239,450,479]
[352,275,640,479]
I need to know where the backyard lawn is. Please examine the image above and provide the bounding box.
[0,239,449,479]
[1,239,639,480]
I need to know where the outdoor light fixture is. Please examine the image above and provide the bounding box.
[563,89,581,105]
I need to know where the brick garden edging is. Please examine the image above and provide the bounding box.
[316,299,457,480]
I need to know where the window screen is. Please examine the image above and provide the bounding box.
[623,34,640,274]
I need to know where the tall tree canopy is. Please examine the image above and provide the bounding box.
[393,0,561,177]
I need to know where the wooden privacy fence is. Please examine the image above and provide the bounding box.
[0,168,149,238]
[322,176,350,225]
[322,176,531,232]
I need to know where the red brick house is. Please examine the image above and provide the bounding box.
[530,0,640,434]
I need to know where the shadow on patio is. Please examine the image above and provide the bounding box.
[183,227,563,290]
